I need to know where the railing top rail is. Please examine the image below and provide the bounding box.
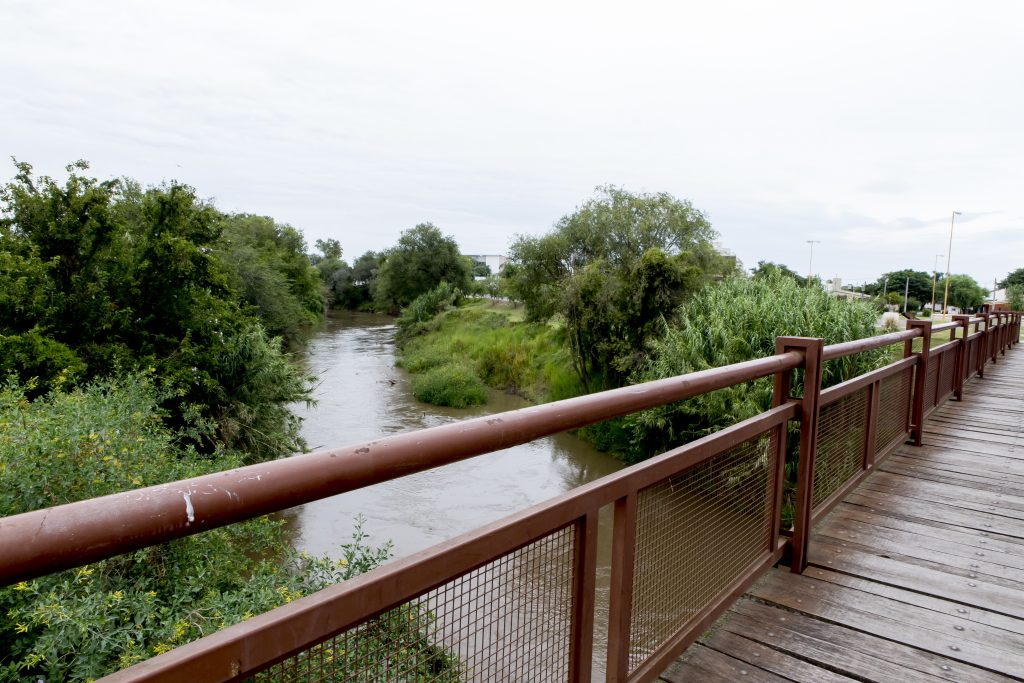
[821,328,921,361]
[931,321,960,332]
[0,349,803,587]
[101,402,797,682]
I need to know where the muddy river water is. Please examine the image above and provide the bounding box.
[284,311,628,678]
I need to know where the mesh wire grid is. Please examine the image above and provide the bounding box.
[250,525,576,683]
[938,347,958,402]
[812,388,869,509]
[627,430,777,673]
[924,359,940,411]
[874,367,913,456]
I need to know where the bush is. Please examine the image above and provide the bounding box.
[411,363,488,408]
[0,376,457,681]
[618,273,884,462]
[395,281,460,341]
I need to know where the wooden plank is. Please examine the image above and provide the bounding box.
[660,644,789,683]
[805,543,1024,620]
[700,629,859,683]
[818,513,1024,573]
[725,600,993,683]
[751,568,1024,659]
[831,504,1024,551]
[857,471,1024,516]
[881,456,1024,492]
[801,566,1024,637]
[842,490,1024,538]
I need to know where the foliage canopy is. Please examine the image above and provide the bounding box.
[503,185,735,389]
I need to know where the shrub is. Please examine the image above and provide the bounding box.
[618,273,884,462]
[395,281,461,342]
[411,363,488,408]
[0,377,459,681]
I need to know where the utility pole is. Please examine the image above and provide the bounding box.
[942,211,961,315]
[806,240,821,288]
[904,277,910,313]
[882,276,889,309]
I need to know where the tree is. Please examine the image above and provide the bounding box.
[943,273,986,311]
[864,270,933,306]
[750,260,802,282]
[1007,284,1024,311]
[374,224,472,313]
[504,186,734,389]
[217,214,325,343]
[0,161,312,459]
[998,267,1024,289]
[314,238,343,261]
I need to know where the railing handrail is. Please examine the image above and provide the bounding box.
[0,350,802,586]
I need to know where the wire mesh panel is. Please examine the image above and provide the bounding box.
[813,388,869,509]
[937,347,958,403]
[923,357,940,414]
[964,338,976,380]
[250,526,577,682]
[875,367,913,457]
[627,430,777,673]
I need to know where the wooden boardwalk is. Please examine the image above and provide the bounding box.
[664,346,1024,682]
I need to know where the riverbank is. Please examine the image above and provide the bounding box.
[396,298,585,406]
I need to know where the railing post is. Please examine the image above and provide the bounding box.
[906,319,931,446]
[771,339,795,552]
[952,315,970,401]
[978,312,990,378]
[569,510,598,683]
[606,494,637,682]
[1000,312,1009,354]
[776,336,823,575]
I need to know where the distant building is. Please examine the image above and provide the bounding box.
[986,288,1010,311]
[465,254,507,277]
[826,277,871,301]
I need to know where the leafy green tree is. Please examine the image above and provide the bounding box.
[942,273,986,311]
[471,261,492,278]
[864,269,933,305]
[327,250,380,310]
[0,161,311,459]
[750,260,802,282]
[998,267,1024,289]
[504,186,733,389]
[314,238,342,261]
[216,214,324,343]
[311,239,350,308]
[374,224,472,313]
[1007,284,1024,311]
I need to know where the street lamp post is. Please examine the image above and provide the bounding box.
[942,211,962,315]
[806,240,821,288]
[930,253,944,314]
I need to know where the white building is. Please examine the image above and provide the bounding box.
[826,277,871,301]
[465,254,507,277]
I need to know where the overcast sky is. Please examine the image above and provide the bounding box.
[3,1,1022,290]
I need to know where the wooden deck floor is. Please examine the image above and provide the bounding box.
[664,346,1024,683]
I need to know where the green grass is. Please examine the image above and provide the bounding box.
[397,298,584,406]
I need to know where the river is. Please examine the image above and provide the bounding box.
[284,311,627,677]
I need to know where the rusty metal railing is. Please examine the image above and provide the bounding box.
[0,311,1019,682]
